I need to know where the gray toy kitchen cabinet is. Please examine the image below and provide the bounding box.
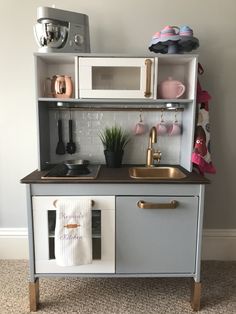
[21,52,207,312]
[22,180,206,312]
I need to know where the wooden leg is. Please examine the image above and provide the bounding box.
[191,279,201,311]
[29,278,39,312]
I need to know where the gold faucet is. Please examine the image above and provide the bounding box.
[146,127,162,167]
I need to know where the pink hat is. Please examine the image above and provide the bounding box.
[160,25,180,41]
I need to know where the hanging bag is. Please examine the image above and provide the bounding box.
[191,63,216,174]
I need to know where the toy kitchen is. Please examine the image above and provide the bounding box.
[21,6,211,312]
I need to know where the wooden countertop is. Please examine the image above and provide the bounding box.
[20,165,209,184]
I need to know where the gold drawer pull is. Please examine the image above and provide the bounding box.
[144,59,152,98]
[137,200,178,209]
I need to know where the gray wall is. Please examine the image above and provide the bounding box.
[0,0,235,229]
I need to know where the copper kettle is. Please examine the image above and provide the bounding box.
[45,75,73,98]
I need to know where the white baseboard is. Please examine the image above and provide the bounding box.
[0,228,236,260]
[202,229,236,261]
[0,228,29,259]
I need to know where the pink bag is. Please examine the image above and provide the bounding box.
[191,64,216,174]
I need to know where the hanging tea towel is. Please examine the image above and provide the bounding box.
[191,64,216,174]
[54,198,92,267]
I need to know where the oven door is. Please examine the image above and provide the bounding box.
[32,196,115,274]
[79,57,154,99]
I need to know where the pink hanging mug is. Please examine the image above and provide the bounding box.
[168,111,182,136]
[168,122,182,136]
[156,111,168,135]
[134,113,147,135]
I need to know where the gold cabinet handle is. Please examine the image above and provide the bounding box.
[137,200,178,209]
[144,59,152,98]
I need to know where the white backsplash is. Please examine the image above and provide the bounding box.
[49,110,182,165]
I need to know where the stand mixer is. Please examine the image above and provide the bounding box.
[34,7,90,53]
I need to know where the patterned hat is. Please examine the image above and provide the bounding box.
[149,25,199,54]
[159,25,180,42]
[149,26,180,54]
[178,25,199,52]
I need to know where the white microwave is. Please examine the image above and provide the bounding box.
[78,57,155,99]
[32,196,115,274]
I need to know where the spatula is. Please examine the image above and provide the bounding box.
[66,119,76,154]
[56,119,66,155]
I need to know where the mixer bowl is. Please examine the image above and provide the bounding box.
[34,22,68,48]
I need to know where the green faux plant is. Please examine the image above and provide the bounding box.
[99,126,130,152]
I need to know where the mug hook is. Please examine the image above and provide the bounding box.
[139,108,143,122]
[161,108,165,122]
[174,108,178,123]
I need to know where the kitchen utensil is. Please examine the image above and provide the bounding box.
[34,6,90,53]
[34,22,68,49]
[56,119,65,155]
[45,75,73,98]
[41,164,100,179]
[54,75,73,98]
[64,159,89,170]
[66,118,76,154]
[158,77,186,99]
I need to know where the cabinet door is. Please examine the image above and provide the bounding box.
[116,196,198,274]
[79,57,154,98]
[32,196,115,274]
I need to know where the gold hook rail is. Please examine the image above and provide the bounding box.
[48,107,184,112]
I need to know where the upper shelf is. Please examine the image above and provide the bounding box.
[34,52,198,60]
[38,97,194,104]
[35,53,198,104]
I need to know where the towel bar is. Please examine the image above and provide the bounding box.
[53,199,95,208]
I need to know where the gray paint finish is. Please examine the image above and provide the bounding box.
[116,196,199,274]
[31,183,200,196]
[26,183,203,280]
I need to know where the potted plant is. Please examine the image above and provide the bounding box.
[99,126,130,168]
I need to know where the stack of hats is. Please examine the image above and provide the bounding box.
[149,25,199,54]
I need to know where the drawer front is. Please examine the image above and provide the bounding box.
[116,196,198,274]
